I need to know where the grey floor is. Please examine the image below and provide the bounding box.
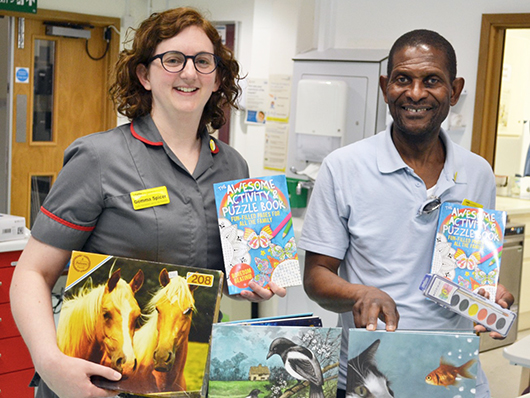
[481,328,530,398]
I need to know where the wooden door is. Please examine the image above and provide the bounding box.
[6,10,119,227]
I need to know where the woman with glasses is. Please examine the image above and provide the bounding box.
[10,8,286,398]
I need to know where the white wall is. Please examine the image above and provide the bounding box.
[37,0,530,170]
[37,0,147,36]
[332,0,530,150]
[169,0,312,177]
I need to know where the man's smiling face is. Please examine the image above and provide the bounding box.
[380,44,463,139]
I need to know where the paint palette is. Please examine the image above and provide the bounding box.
[419,273,516,337]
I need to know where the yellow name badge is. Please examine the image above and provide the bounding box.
[130,186,170,210]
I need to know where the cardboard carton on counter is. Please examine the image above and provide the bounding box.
[0,214,26,242]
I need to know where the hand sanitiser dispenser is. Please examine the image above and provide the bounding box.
[285,49,389,180]
[294,79,348,163]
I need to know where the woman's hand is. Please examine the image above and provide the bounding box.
[237,281,287,302]
[37,352,122,398]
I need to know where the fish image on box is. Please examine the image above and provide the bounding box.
[425,357,476,389]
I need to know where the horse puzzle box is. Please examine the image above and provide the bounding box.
[57,251,223,397]
[209,324,342,398]
[213,174,302,295]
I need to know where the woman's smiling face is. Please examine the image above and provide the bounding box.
[137,25,220,123]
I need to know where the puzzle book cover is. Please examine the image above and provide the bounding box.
[430,202,506,301]
[213,175,302,295]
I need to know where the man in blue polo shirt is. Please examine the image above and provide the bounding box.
[299,29,514,398]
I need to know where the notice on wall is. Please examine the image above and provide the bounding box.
[264,121,289,171]
[244,75,292,170]
[245,78,269,125]
[266,75,292,123]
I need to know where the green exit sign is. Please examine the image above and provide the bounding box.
[0,0,37,14]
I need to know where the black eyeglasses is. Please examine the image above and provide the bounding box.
[148,51,220,74]
[418,197,442,216]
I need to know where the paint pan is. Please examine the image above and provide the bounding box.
[419,273,516,337]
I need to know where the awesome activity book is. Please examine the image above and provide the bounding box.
[209,324,342,398]
[213,174,302,295]
[430,202,506,301]
[57,251,223,397]
[347,329,480,398]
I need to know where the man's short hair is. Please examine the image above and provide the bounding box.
[387,29,457,82]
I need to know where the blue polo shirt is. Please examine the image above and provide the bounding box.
[299,123,496,392]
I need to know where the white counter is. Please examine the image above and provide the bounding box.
[0,236,29,253]
[497,196,530,216]
[504,334,530,396]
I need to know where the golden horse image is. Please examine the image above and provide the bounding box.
[133,268,198,392]
[56,268,144,375]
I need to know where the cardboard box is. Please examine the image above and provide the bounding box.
[0,214,26,242]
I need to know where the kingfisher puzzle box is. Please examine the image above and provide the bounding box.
[213,175,302,295]
[430,202,506,301]
[57,251,223,397]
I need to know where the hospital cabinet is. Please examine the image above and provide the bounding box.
[0,239,34,397]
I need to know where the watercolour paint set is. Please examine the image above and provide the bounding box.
[213,174,302,295]
[420,273,516,337]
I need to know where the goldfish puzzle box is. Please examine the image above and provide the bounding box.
[430,202,506,300]
[347,329,480,398]
[58,251,223,397]
[213,174,302,295]
[209,324,342,398]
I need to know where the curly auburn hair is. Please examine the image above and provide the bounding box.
[109,7,241,135]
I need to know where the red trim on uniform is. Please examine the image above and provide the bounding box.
[40,206,96,232]
[130,122,163,146]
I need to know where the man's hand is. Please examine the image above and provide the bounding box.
[352,285,399,331]
[475,283,514,339]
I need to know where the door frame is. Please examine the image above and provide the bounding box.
[471,13,530,166]
[0,8,120,214]
[0,8,120,133]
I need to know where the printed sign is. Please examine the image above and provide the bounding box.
[15,67,29,83]
[0,0,38,14]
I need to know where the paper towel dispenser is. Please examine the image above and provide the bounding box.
[294,79,348,162]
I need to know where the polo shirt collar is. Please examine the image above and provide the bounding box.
[377,123,467,189]
[439,127,465,186]
[376,123,464,187]
[376,123,408,174]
